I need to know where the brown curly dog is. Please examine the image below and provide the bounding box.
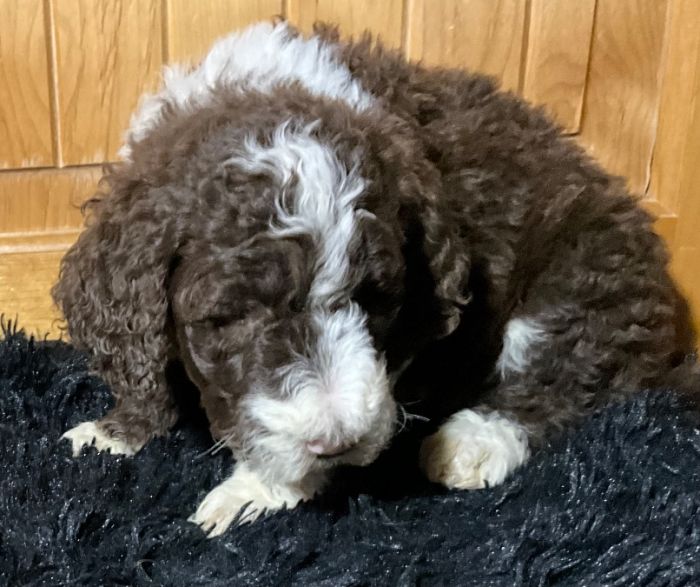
[54,21,696,537]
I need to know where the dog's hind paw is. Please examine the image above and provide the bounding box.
[419,409,530,489]
[61,421,137,457]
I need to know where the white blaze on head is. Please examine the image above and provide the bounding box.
[234,120,366,305]
[231,122,395,482]
[120,21,374,159]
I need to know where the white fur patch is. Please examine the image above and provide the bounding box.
[234,120,366,305]
[120,21,373,158]
[496,317,547,377]
[189,462,323,537]
[61,421,137,456]
[245,304,395,483]
[231,122,395,483]
[419,410,530,489]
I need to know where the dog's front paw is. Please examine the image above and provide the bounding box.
[189,463,313,537]
[61,421,137,457]
[419,409,530,489]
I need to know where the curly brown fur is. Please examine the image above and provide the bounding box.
[53,21,696,531]
[323,24,694,433]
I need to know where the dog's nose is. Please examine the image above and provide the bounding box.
[306,439,356,457]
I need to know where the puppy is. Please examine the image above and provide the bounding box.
[54,21,695,537]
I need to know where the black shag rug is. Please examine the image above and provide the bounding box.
[2,325,700,586]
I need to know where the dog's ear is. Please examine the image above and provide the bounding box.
[52,177,184,405]
[368,116,471,340]
[404,194,471,338]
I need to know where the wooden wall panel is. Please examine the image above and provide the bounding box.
[0,249,66,338]
[648,0,700,214]
[288,0,404,48]
[53,0,163,165]
[167,0,283,63]
[0,167,101,234]
[658,0,700,336]
[578,0,668,195]
[405,0,526,92]
[0,0,54,169]
[522,0,596,132]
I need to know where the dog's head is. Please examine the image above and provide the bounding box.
[55,99,470,485]
[169,116,470,483]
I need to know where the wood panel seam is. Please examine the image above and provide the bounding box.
[642,0,674,198]
[577,0,599,138]
[43,0,63,168]
[517,0,533,95]
[644,0,675,203]
[0,163,104,176]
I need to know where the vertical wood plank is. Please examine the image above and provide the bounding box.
[0,167,101,234]
[648,0,700,214]
[661,0,700,341]
[522,0,596,132]
[167,0,283,63]
[289,0,404,48]
[578,0,668,195]
[0,0,54,169]
[405,0,527,92]
[53,0,163,165]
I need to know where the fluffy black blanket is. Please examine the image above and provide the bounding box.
[1,325,700,587]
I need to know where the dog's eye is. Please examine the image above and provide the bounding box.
[352,281,399,316]
[198,300,262,328]
[208,315,239,329]
[289,294,306,314]
[189,315,239,330]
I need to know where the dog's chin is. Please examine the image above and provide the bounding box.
[247,412,397,484]
[335,444,386,468]
[315,437,391,469]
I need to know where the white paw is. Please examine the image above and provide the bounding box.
[419,410,530,489]
[189,463,313,537]
[61,421,137,457]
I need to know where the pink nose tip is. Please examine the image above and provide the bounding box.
[306,439,355,457]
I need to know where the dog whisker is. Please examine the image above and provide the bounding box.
[395,404,429,434]
[197,430,235,458]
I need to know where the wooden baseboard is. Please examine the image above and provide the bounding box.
[0,232,78,339]
[0,229,80,254]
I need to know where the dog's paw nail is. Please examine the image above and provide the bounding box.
[189,488,262,537]
[61,421,137,456]
[189,463,309,537]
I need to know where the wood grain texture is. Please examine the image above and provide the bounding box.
[405,0,526,91]
[0,249,67,339]
[0,167,101,234]
[289,0,404,48]
[664,0,700,340]
[522,0,596,132]
[167,0,283,63]
[0,0,54,169]
[53,0,163,165]
[578,0,668,195]
[0,230,80,254]
[642,200,677,251]
[672,247,700,341]
[648,0,700,214]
